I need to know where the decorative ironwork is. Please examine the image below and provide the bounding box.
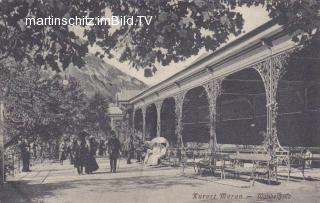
[203,78,223,154]
[253,52,291,157]
[174,91,186,148]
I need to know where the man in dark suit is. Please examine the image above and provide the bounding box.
[107,131,121,173]
[19,138,31,172]
[126,135,134,164]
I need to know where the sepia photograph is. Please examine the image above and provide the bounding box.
[0,0,320,202]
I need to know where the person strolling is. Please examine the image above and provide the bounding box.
[77,137,88,175]
[98,140,106,157]
[134,135,143,162]
[126,135,135,164]
[71,139,80,174]
[84,136,99,174]
[19,138,31,172]
[59,140,67,165]
[107,131,121,173]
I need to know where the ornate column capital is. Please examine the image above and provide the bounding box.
[253,52,290,104]
[141,106,146,114]
[203,79,223,101]
[174,91,186,108]
[154,100,163,111]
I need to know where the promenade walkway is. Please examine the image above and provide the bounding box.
[1,158,320,203]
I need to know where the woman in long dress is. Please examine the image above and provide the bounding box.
[84,136,99,174]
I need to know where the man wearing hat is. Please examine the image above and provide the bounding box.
[107,131,121,173]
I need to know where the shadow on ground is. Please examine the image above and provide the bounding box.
[0,174,202,203]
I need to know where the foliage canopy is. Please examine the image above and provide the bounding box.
[1,0,319,73]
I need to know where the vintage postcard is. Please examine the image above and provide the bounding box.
[0,1,319,203]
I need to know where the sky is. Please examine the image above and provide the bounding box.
[90,6,271,87]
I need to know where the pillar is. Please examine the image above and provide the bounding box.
[155,101,163,137]
[110,117,114,129]
[203,78,223,154]
[174,92,186,148]
[141,106,146,142]
[0,100,4,184]
[254,52,290,157]
[132,108,136,131]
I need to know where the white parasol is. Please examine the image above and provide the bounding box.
[150,137,169,147]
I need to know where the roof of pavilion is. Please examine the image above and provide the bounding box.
[116,90,141,101]
[128,19,288,104]
[107,105,123,116]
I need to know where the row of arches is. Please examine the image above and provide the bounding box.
[134,62,320,148]
[134,98,177,144]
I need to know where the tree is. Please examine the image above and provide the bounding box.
[0,59,42,148]
[83,92,111,138]
[31,75,88,142]
[1,0,319,72]
[1,60,89,148]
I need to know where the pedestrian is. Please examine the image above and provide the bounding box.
[304,148,313,168]
[71,139,81,174]
[77,137,88,175]
[59,140,67,165]
[84,136,99,174]
[134,135,143,163]
[98,140,105,157]
[107,131,121,173]
[68,138,75,165]
[19,138,31,172]
[127,135,134,164]
[32,141,38,160]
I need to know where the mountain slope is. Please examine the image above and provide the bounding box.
[66,55,148,100]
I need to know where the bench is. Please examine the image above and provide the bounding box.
[195,153,228,178]
[275,147,320,181]
[288,152,320,180]
[160,147,181,167]
[223,153,275,185]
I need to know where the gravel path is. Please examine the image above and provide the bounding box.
[1,158,320,203]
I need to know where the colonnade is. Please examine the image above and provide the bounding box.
[133,52,290,157]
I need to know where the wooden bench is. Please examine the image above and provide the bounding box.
[195,153,228,178]
[222,153,275,185]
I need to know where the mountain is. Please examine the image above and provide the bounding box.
[65,55,148,100]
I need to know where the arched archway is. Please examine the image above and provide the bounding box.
[134,109,143,133]
[217,68,267,146]
[277,47,320,147]
[182,86,210,145]
[160,97,177,146]
[146,104,157,140]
